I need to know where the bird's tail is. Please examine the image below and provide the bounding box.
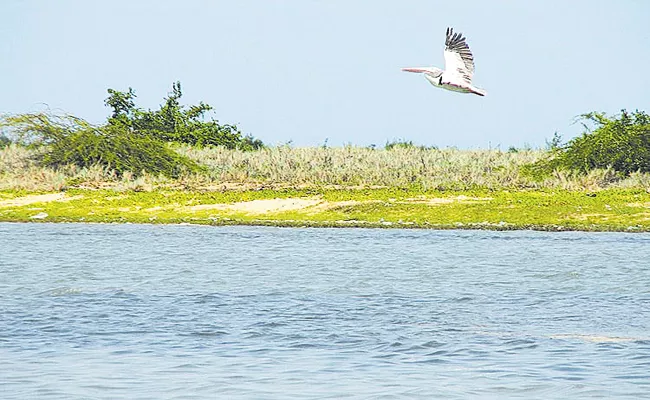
[470,87,487,97]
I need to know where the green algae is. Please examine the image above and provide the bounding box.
[1,188,649,232]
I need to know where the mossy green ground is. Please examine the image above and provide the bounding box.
[1,188,649,232]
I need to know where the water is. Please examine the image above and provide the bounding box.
[1,222,649,399]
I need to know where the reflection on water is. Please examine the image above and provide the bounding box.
[1,223,650,399]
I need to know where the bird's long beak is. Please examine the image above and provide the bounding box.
[401,67,427,74]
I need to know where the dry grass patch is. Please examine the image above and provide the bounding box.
[0,193,83,208]
[188,197,323,214]
[4,144,650,191]
[184,195,496,216]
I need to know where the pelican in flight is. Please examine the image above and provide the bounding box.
[402,27,486,96]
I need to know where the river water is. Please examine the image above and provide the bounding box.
[1,222,649,399]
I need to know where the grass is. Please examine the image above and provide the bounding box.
[3,144,650,192]
[1,187,649,232]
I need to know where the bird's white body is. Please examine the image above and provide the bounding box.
[403,28,486,96]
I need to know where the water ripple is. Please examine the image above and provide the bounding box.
[1,223,650,399]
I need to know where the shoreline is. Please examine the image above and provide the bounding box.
[2,219,646,233]
[1,188,649,232]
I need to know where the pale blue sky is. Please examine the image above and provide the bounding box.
[2,1,649,148]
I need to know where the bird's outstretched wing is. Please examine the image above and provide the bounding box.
[443,27,475,84]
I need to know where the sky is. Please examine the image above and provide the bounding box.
[1,0,649,149]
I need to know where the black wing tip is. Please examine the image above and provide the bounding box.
[445,27,468,47]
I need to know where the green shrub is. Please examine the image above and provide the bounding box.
[0,134,11,148]
[105,82,264,150]
[0,81,262,178]
[385,139,436,151]
[532,110,650,175]
[1,113,202,177]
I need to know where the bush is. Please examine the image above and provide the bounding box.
[0,134,11,148]
[105,82,264,150]
[1,113,202,177]
[532,110,650,175]
[0,82,261,178]
[385,139,436,151]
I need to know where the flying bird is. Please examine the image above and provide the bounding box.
[402,27,486,96]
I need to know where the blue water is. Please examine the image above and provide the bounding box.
[1,222,649,399]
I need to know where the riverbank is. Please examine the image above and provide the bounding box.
[1,188,649,232]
